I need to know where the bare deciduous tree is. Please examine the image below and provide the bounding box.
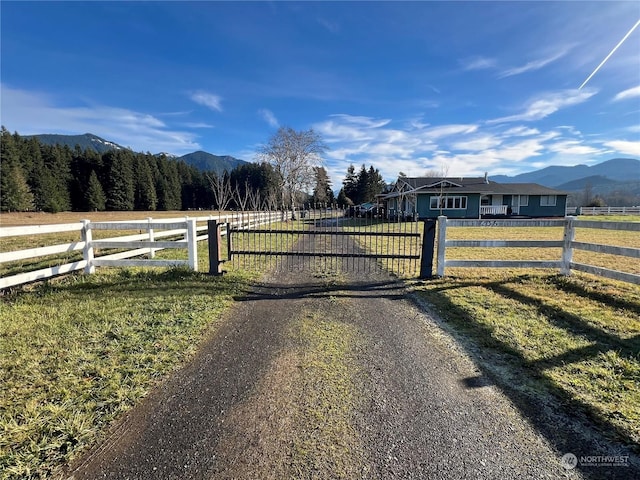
[256,127,327,216]
[233,179,252,212]
[207,172,232,212]
[248,187,261,211]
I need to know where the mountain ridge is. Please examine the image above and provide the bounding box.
[178,151,248,175]
[25,133,127,154]
[27,132,248,174]
[490,158,639,187]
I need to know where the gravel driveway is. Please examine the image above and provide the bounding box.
[68,251,602,480]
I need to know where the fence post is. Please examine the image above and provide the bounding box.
[82,219,95,274]
[186,218,198,271]
[561,216,576,276]
[419,219,437,279]
[436,216,447,277]
[208,220,224,275]
[226,221,232,263]
[147,217,155,259]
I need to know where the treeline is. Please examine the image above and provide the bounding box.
[338,164,386,206]
[0,127,387,213]
[0,128,283,213]
[0,127,214,212]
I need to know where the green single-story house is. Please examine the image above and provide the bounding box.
[380,175,568,219]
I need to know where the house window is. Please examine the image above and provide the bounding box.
[540,195,556,207]
[430,196,468,210]
[520,195,529,206]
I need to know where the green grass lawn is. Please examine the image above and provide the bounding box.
[0,242,257,479]
[412,270,640,451]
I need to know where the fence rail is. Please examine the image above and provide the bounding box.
[436,216,640,284]
[0,212,278,289]
[567,206,640,216]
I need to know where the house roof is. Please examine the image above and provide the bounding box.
[387,176,567,197]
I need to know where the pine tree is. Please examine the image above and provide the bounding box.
[337,188,352,207]
[1,163,35,212]
[343,164,358,204]
[355,164,369,204]
[42,144,72,212]
[26,137,61,212]
[365,165,386,202]
[134,156,157,210]
[1,127,35,211]
[156,157,181,210]
[311,166,334,206]
[85,170,106,211]
[105,151,134,210]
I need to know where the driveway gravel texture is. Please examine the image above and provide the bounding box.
[69,242,638,479]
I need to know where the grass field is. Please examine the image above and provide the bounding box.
[412,271,640,451]
[0,253,257,479]
[409,214,640,452]
[1,212,639,476]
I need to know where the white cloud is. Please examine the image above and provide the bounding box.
[603,140,640,156]
[314,112,588,184]
[183,122,215,128]
[460,56,497,71]
[488,89,597,123]
[451,135,502,151]
[502,126,541,137]
[613,85,640,102]
[329,114,392,128]
[499,48,572,78]
[422,124,479,140]
[189,90,223,112]
[1,84,201,154]
[556,125,582,136]
[258,108,279,128]
[547,140,605,156]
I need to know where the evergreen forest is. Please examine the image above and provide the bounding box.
[0,127,387,213]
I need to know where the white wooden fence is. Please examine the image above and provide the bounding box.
[0,212,277,289]
[567,206,640,216]
[436,216,640,284]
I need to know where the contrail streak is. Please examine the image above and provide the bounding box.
[579,18,640,90]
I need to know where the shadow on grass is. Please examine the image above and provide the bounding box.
[414,273,640,479]
[485,281,640,370]
[1,267,255,305]
[548,275,640,316]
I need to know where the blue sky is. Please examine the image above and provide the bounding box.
[2,1,639,186]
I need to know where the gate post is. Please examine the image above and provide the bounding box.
[187,218,198,271]
[208,220,224,275]
[419,219,437,279]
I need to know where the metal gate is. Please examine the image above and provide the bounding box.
[209,208,433,278]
